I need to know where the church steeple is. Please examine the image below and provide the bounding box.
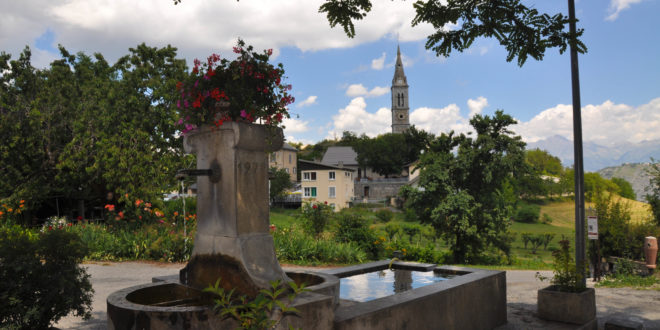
[392,45,408,86]
[391,45,410,134]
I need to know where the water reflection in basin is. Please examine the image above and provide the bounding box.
[339,269,455,302]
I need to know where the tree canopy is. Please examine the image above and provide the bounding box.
[0,45,189,221]
[319,0,586,66]
[401,111,526,263]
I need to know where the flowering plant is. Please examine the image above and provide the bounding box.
[176,39,295,134]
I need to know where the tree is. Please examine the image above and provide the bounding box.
[269,167,293,201]
[611,177,635,200]
[646,160,660,225]
[318,0,586,66]
[0,44,189,220]
[401,111,526,263]
[526,148,563,176]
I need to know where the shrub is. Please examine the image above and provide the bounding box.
[0,226,93,329]
[272,226,366,264]
[374,208,394,223]
[334,213,381,259]
[514,203,540,223]
[299,201,333,238]
[384,223,401,241]
[541,213,553,224]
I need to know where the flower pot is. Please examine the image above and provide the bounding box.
[537,286,596,325]
[644,236,657,270]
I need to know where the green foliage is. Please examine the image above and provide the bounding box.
[541,213,553,224]
[611,177,636,200]
[269,167,294,201]
[299,201,333,238]
[594,191,633,258]
[596,274,659,289]
[384,222,401,241]
[317,0,586,66]
[272,225,366,264]
[514,203,541,223]
[525,148,563,176]
[0,44,190,218]
[401,111,525,263]
[646,160,660,225]
[334,213,381,259]
[0,225,93,329]
[537,239,586,292]
[374,208,394,223]
[584,172,619,201]
[204,278,307,330]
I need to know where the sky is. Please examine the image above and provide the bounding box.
[2,0,659,147]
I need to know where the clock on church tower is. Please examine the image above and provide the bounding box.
[391,45,410,134]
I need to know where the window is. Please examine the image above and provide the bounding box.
[330,203,336,210]
[304,187,317,197]
[293,167,296,174]
[285,168,289,173]
[329,171,335,180]
[270,153,276,162]
[289,154,292,163]
[345,172,351,177]
[302,172,316,181]
[329,186,336,198]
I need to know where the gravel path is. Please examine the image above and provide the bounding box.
[55,263,660,329]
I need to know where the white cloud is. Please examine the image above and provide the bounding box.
[410,104,472,135]
[285,135,315,146]
[346,84,389,98]
[371,52,386,70]
[0,0,436,67]
[606,0,644,21]
[282,117,310,134]
[297,95,318,108]
[513,98,660,146]
[467,96,488,117]
[327,97,391,138]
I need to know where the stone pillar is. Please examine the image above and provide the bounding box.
[180,122,289,296]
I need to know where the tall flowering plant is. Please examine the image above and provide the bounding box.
[176,39,294,134]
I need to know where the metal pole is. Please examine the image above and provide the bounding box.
[568,0,586,287]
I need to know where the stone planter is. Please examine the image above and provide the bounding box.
[179,122,288,296]
[537,286,596,326]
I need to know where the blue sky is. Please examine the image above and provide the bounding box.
[2,0,659,146]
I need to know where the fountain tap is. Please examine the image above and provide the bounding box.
[176,159,221,183]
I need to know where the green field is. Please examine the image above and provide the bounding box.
[270,197,654,269]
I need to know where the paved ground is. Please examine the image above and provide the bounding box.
[55,262,660,329]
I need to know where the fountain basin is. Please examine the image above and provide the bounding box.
[107,270,338,330]
[323,260,507,330]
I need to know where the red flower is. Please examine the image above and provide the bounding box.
[104,204,115,212]
[312,204,318,209]
[210,88,222,101]
[77,216,83,221]
[176,81,183,90]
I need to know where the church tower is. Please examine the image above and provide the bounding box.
[391,45,410,134]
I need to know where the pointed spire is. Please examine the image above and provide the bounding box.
[392,44,407,86]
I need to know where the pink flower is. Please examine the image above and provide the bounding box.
[240,109,247,118]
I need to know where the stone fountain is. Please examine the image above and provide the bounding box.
[107,121,507,329]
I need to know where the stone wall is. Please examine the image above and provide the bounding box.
[353,179,408,201]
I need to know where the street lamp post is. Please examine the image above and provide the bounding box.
[568,0,586,287]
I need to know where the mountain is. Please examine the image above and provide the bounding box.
[598,163,653,202]
[527,135,660,172]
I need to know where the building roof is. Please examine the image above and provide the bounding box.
[321,146,358,166]
[299,159,355,172]
[281,142,297,152]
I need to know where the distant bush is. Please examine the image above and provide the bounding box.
[374,208,394,223]
[541,213,553,224]
[273,225,366,264]
[514,203,541,223]
[0,226,93,329]
[299,201,333,238]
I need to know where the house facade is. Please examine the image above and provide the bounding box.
[269,142,297,181]
[299,159,355,211]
